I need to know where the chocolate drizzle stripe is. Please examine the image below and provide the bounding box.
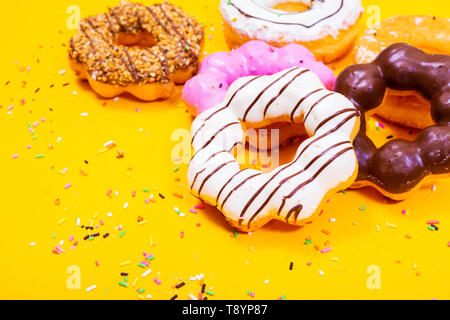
[200,121,240,150]
[86,18,138,82]
[263,69,310,117]
[197,160,235,196]
[116,51,136,82]
[82,20,109,75]
[303,92,336,124]
[87,18,108,42]
[197,142,243,163]
[238,112,357,223]
[293,204,303,221]
[158,4,190,45]
[285,204,303,223]
[191,75,264,140]
[109,9,123,32]
[190,168,205,190]
[242,68,300,121]
[145,6,178,70]
[244,141,351,227]
[220,173,263,211]
[144,45,169,77]
[79,24,97,53]
[173,3,203,41]
[228,141,244,152]
[314,108,357,133]
[133,5,143,32]
[191,122,241,160]
[205,150,228,163]
[228,0,344,28]
[225,75,266,109]
[146,6,172,36]
[215,168,250,206]
[122,47,140,82]
[290,88,324,122]
[157,3,193,60]
[148,5,183,71]
[158,46,170,76]
[191,122,206,144]
[104,13,115,36]
[276,146,354,216]
[203,106,228,122]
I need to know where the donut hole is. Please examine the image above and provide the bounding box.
[376,92,435,130]
[367,115,421,150]
[246,122,305,149]
[236,121,308,172]
[270,1,310,13]
[115,32,157,48]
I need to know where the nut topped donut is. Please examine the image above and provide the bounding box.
[220,0,363,63]
[189,67,360,231]
[69,1,204,101]
[336,43,450,200]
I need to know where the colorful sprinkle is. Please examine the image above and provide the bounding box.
[86,285,96,292]
[321,247,332,254]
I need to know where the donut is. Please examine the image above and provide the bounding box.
[182,40,336,115]
[188,67,360,231]
[336,43,450,200]
[353,15,450,129]
[68,1,204,101]
[219,0,363,63]
[182,40,336,148]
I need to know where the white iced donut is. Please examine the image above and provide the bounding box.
[188,67,360,231]
[220,0,363,63]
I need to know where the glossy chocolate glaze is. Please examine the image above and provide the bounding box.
[335,43,449,195]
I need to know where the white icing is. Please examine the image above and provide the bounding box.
[220,0,363,42]
[188,67,360,231]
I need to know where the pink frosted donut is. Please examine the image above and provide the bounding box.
[182,40,336,115]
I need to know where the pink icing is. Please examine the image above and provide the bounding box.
[182,41,336,115]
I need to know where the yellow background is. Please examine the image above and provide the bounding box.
[1,0,449,300]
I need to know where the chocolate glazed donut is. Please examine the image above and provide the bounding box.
[335,43,449,200]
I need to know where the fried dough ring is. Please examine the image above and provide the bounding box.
[68,1,204,100]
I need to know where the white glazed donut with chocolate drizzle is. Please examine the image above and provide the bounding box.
[220,0,363,63]
[188,67,361,231]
